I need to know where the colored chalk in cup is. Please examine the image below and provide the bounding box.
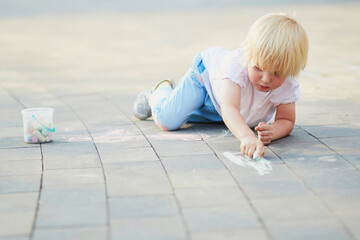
[21,107,55,144]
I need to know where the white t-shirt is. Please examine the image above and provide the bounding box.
[200,47,300,128]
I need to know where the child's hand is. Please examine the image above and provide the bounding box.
[240,135,264,158]
[255,122,274,145]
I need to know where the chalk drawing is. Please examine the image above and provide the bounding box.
[318,155,337,162]
[66,129,143,143]
[148,132,210,141]
[223,152,273,176]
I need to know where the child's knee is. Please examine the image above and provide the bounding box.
[153,110,182,131]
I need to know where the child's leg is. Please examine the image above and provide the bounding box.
[149,71,206,131]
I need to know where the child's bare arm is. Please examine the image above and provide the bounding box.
[255,103,296,145]
[220,78,264,157]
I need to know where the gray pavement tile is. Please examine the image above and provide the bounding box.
[183,205,261,233]
[97,145,158,163]
[160,154,225,172]
[0,175,41,194]
[146,130,204,142]
[55,130,92,143]
[41,142,101,169]
[0,127,23,138]
[111,216,186,240]
[190,122,230,138]
[270,127,319,144]
[191,228,268,240]
[337,213,360,239]
[0,147,41,161]
[104,161,173,197]
[55,120,88,132]
[301,124,360,139]
[284,154,355,171]
[42,168,104,187]
[0,193,38,236]
[0,159,41,176]
[0,136,35,149]
[40,184,106,206]
[252,196,333,223]
[294,168,360,193]
[37,202,107,228]
[0,236,29,240]
[296,113,347,126]
[268,142,336,159]
[33,226,107,240]
[109,195,179,218]
[174,186,248,209]
[168,169,238,189]
[266,219,353,240]
[240,179,312,200]
[150,140,214,157]
[37,184,107,227]
[206,139,240,153]
[321,136,360,168]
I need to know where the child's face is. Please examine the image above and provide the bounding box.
[247,64,287,92]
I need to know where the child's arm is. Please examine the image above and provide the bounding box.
[255,103,296,145]
[220,78,264,157]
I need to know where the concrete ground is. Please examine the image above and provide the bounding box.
[1,2,360,240]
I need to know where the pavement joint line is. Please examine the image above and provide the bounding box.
[280,151,356,240]
[128,112,192,240]
[191,125,274,240]
[29,143,44,240]
[299,125,360,171]
[51,90,112,240]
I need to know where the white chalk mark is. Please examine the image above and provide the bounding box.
[223,152,272,176]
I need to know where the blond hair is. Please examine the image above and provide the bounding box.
[244,13,309,77]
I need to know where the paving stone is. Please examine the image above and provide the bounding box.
[270,127,319,144]
[104,161,173,197]
[111,216,186,240]
[0,175,41,194]
[0,159,41,176]
[168,169,237,189]
[190,228,269,240]
[96,145,158,163]
[266,219,352,240]
[0,236,29,240]
[109,195,179,218]
[150,140,214,157]
[284,154,354,171]
[240,179,312,200]
[252,195,334,223]
[301,124,360,139]
[0,127,23,138]
[296,113,347,126]
[206,139,240,153]
[268,142,336,159]
[42,168,104,187]
[0,193,38,236]
[0,136,34,149]
[42,142,101,169]
[33,226,107,240]
[37,184,107,227]
[183,205,261,233]
[146,127,203,142]
[174,186,248,208]
[161,154,225,172]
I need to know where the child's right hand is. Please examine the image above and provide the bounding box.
[240,136,264,158]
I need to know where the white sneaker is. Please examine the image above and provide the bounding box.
[133,80,175,120]
[133,89,152,120]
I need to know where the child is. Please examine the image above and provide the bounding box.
[133,13,309,158]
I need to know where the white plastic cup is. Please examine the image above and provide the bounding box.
[21,107,55,143]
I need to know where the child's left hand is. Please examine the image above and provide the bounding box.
[255,122,274,145]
